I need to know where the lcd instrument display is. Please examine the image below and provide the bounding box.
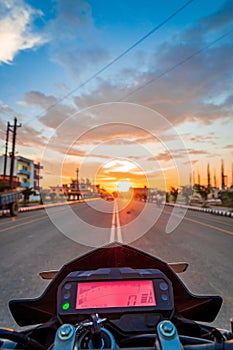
[76,280,156,309]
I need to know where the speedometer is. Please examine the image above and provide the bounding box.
[57,267,174,324]
[76,280,156,309]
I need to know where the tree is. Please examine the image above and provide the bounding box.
[193,184,211,201]
[22,187,35,204]
[170,187,179,203]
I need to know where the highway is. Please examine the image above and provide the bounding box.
[0,198,233,331]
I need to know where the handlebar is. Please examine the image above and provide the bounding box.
[1,321,233,350]
[52,320,233,350]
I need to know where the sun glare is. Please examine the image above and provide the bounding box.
[117,181,132,192]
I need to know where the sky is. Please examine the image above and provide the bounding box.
[0,0,232,192]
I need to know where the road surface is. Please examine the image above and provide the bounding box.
[0,198,233,331]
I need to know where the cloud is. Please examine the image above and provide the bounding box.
[224,144,233,149]
[185,133,218,145]
[187,149,209,155]
[224,94,233,108]
[17,125,47,148]
[147,151,171,162]
[21,91,166,148]
[22,91,77,128]
[47,0,109,77]
[0,100,15,115]
[147,148,209,163]
[23,91,57,109]
[53,47,109,78]
[71,29,233,127]
[193,0,233,34]
[51,0,93,39]
[69,1,233,127]
[8,0,232,163]
[0,0,48,64]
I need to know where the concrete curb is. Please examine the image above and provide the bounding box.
[19,200,82,212]
[165,203,233,218]
[0,199,87,216]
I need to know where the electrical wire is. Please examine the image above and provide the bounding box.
[30,0,195,116]
[119,27,233,101]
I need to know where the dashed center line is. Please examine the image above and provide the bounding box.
[110,201,122,243]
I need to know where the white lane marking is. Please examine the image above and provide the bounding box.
[115,201,122,243]
[110,200,122,242]
[110,201,116,242]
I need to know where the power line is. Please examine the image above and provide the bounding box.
[119,28,233,101]
[34,0,195,116]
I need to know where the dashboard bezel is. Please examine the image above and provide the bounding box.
[57,268,174,322]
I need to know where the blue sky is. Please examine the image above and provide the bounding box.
[0,0,232,190]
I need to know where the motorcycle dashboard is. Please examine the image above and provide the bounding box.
[57,268,174,322]
[76,280,156,309]
[9,243,223,326]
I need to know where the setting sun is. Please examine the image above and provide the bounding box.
[117,181,132,192]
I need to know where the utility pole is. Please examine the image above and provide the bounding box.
[198,171,200,185]
[221,159,225,190]
[3,122,10,180]
[207,163,211,187]
[214,170,217,188]
[232,163,233,187]
[76,168,80,191]
[9,118,22,188]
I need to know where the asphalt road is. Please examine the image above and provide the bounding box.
[0,198,233,331]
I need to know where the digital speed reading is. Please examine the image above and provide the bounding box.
[76,280,156,309]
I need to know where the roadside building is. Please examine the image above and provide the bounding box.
[34,162,43,192]
[63,179,97,200]
[0,155,43,201]
[50,185,65,199]
[17,156,34,189]
[132,186,148,201]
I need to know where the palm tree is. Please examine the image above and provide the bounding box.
[170,187,179,203]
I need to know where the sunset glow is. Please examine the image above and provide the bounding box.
[0,1,232,192]
[117,181,132,192]
[94,158,149,193]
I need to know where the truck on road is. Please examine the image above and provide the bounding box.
[0,190,21,216]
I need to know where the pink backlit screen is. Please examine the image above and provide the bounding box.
[76,280,156,309]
